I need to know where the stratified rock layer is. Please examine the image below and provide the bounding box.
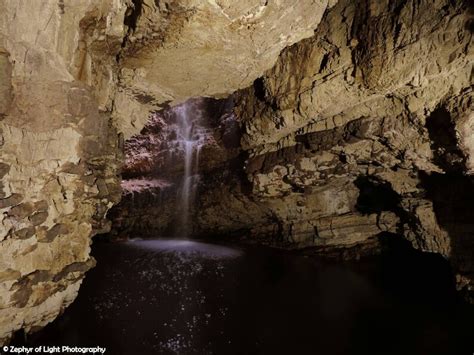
[109,98,239,238]
[0,0,473,344]
[194,0,474,299]
[0,0,127,343]
[111,0,473,303]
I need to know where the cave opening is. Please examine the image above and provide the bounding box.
[354,176,401,215]
[425,106,466,172]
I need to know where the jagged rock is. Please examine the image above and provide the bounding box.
[211,0,474,295]
[0,0,125,343]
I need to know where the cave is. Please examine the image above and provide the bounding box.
[1,0,474,354]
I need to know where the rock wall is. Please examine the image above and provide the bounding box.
[0,0,472,344]
[195,0,474,298]
[0,0,334,343]
[0,0,127,343]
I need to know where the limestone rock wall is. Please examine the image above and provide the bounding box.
[194,0,474,297]
[1,0,473,344]
[108,97,239,238]
[0,0,128,343]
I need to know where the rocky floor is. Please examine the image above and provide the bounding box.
[10,237,474,355]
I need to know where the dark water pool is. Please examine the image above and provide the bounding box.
[13,238,474,354]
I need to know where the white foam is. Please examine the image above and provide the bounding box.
[127,239,243,259]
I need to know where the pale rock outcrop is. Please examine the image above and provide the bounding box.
[114,0,333,138]
[0,0,128,343]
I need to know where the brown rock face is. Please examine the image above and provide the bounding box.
[109,97,239,238]
[109,0,473,305]
[111,0,473,304]
[192,0,474,298]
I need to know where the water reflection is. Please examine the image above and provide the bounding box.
[15,238,474,355]
[128,239,243,259]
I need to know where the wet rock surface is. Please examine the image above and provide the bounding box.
[11,238,474,355]
[109,98,240,237]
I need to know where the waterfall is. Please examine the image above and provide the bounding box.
[172,101,206,236]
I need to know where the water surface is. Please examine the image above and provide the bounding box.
[16,238,474,354]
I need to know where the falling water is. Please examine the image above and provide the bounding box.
[172,101,206,236]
